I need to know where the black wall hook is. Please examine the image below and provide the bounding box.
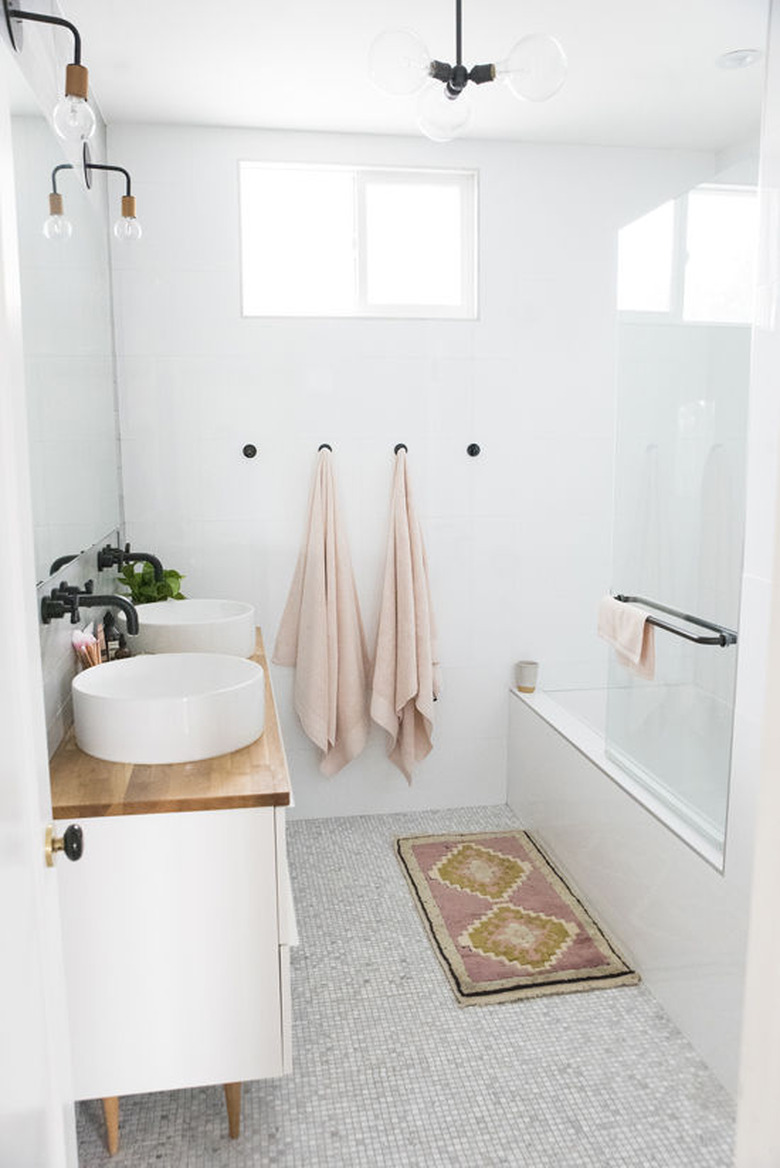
[318,443,332,452]
[242,444,257,459]
[467,443,481,457]
[394,443,408,454]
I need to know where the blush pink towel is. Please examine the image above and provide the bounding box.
[371,450,440,782]
[597,595,655,681]
[273,449,369,776]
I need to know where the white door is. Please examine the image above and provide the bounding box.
[0,55,77,1168]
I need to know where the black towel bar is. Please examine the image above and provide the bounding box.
[613,595,737,647]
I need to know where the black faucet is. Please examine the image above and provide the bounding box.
[49,553,79,576]
[41,578,139,635]
[97,542,164,582]
[77,592,139,636]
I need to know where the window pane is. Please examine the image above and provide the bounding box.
[683,188,758,324]
[365,180,464,307]
[240,166,355,316]
[617,200,675,313]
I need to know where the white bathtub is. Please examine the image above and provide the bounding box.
[506,685,745,1092]
[512,685,728,866]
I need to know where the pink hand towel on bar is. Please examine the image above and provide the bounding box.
[273,448,369,776]
[371,448,440,782]
[597,595,655,681]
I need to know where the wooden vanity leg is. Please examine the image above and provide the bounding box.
[102,1096,119,1155]
[223,1082,242,1139]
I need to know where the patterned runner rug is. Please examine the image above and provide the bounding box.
[396,830,640,1005]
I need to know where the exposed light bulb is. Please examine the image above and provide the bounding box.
[416,84,473,142]
[42,214,73,242]
[369,29,431,96]
[52,94,96,141]
[113,216,142,243]
[496,34,567,102]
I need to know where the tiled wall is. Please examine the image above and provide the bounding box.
[108,123,712,818]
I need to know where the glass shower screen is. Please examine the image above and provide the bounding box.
[608,165,757,861]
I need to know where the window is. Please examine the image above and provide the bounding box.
[239,162,477,319]
[617,184,758,324]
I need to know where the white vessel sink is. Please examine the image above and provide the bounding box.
[134,599,256,658]
[73,653,265,764]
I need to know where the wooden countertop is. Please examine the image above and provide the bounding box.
[49,630,291,819]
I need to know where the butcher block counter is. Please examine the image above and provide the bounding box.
[49,629,291,818]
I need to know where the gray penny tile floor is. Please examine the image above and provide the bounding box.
[76,805,734,1167]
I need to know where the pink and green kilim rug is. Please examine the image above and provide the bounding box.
[396,831,640,1006]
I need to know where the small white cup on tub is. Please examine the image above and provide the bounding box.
[514,660,539,693]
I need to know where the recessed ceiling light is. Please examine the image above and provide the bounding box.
[717,48,763,70]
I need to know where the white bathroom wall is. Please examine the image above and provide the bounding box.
[109,123,712,819]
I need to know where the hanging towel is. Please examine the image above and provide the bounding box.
[597,595,655,681]
[371,449,440,782]
[273,449,369,776]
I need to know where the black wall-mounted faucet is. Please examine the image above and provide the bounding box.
[41,578,139,635]
[49,553,79,576]
[98,542,164,582]
[77,592,139,636]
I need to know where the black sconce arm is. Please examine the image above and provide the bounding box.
[10,8,82,63]
[51,163,74,194]
[83,162,133,198]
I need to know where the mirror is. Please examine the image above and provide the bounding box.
[8,64,121,585]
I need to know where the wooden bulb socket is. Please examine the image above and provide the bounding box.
[49,192,64,216]
[64,63,89,100]
[121,195,137,219]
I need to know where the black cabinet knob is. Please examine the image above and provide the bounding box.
[45,823,84,867]
[62,824,84,862]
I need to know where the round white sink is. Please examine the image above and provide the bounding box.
[73,653,265,764]
[134,599,256,657]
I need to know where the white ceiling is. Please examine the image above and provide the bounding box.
[60,0,768,149]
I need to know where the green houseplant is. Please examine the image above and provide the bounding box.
[117,562,186,605]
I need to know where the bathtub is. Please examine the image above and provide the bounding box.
[509,685,728,868]
[506,683,744,1091]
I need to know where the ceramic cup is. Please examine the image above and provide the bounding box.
[514,660,539,693]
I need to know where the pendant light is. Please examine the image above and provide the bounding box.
[369,0,567,142]
[3,0,96,141]
[42,162,74,241]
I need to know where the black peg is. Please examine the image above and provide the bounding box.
[242,444,257,459]
[467,443,481,457]
[318,443,332,452]
[394,443,408,454]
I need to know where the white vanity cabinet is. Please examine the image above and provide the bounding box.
[55,804,293,1100]
[48,632,295,1146]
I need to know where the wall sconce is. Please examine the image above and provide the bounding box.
[83,145,142,242]
[43,162,73,241]
[3,0,95,141]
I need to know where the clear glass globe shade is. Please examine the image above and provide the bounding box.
[497,34,567,102]
[42,214,73,242]
[113,216,142,242]
[52,94,96,141]
[416,84,473,142]
[369,29,431,96]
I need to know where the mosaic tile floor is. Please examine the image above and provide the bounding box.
[76,806,734,1167]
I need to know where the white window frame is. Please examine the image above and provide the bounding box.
[239,161,478,321]
[618,183,757,328]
